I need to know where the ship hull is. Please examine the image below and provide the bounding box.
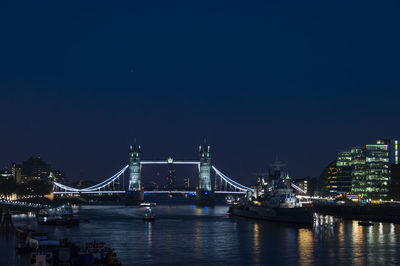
[229,205,314,226]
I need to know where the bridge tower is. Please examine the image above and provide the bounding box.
[199,139,211,191]
[129,139,142,191]
[196,138,214,206]
[126,139,144,205]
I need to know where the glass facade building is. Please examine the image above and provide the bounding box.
[364,144,390,199]
[350,148,366,195]
[334,139,396,199]
[336,151,352,193]
[319,161,337,195]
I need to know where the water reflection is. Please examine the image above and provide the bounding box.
[253,223,260,265]
[2,206,400,266]
[298,229,314,266]
[194,220,203,258]
[144,221,152,248]
[351,220,365,265]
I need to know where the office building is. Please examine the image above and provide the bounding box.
[166,169,176,190]
[184,177,190,190]
[364,143,390,199]
[350,147,367,195]
[336,151,353,193]
[12,162,22,183]
[334,139,396,199]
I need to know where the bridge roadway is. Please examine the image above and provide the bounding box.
[53,190,246,195]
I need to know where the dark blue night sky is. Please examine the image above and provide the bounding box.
[1,1,400,185]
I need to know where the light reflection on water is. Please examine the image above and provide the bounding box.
[2,206,400,265]
[298,228,314,266]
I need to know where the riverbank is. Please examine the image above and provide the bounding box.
[314,202,400,223]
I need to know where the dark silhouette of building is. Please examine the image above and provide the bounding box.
[21,156,51,182]
[166,170,176,190]
[11,162,22,183]
[48,169,67,184]
[391,164,400,200]
[184,177,190,190]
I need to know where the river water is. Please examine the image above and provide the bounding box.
[2,205,400,265]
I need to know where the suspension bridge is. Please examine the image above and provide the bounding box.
[53,140,255,198]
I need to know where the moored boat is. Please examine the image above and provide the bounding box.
[37,204,79,227]
[358,221,374,226]
[30,253,53,266]
[228,161,314,226]
[15,226,34,239]
[229,189,314,226]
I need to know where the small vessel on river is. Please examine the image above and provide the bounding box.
[143,207,156,221]
[139,202,156,208]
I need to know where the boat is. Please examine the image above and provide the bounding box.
[37,205,79,227]
[358,221,374,226]
[19,234,122,266]
[228,165,314,226]
[80,240,122,265]
[15,241,33,254]
[60,204,73,217]
[143,207,156,221]
[15,226,34,239]
[30,253,53,266]
[229,188,314,226]
[27,232,49,249]
[225,195,234,204]
[139,202,157,208]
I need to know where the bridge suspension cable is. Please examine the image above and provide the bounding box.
[211,166,254,193]
[291,183,306,194]
[53,165,129,193]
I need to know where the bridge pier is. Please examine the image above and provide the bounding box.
[125,191,144,205]
[196,189,215,206]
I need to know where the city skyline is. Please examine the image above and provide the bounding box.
[2,136,399,184]
[1,1,400,184]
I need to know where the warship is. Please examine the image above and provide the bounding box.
[228,161,314,226]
